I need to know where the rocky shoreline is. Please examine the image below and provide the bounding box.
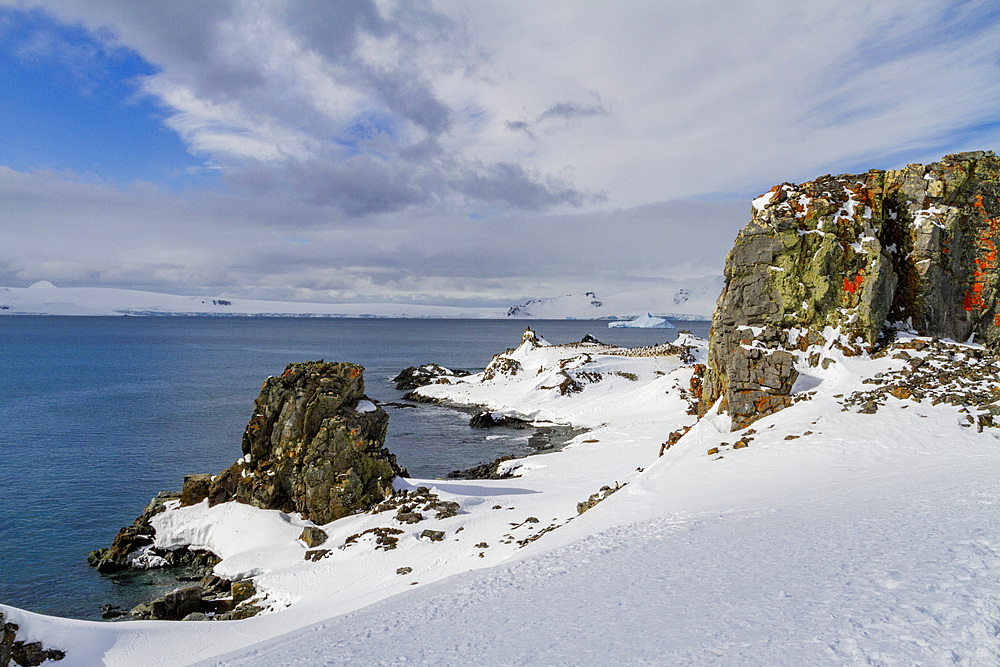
[85,354,581,623]
[86,360,406,622]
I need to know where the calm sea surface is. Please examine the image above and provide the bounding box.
[0,316,709,620]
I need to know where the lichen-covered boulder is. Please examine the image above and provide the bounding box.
[208,361,406,525]
[702,151,1000,428]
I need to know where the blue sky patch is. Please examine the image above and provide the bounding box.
[0,7,213,188]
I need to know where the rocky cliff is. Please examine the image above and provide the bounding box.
[91,361,404,582]
[204,361,405,525]
[699,150,1000,429]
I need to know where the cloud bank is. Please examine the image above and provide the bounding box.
[1,0,999,305]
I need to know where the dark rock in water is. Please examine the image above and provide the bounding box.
[208,361,406,525]
[180,474,213,507]
[580,334,604,345]
[128,581,257,621]
[400,390,439,404]
[447,455,519,480]
[469,411,531,429]
[89,491,180,573]
[100,604,125,620]
[154,586,205,620]
[199,573,231,595]
[392,364,470,390]
[298,526,328,548]
[700,151,1000,429]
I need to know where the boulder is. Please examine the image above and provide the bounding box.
[180,474,213,507]
[298,527,328,548]
[446,455,519,480]
[231,580,256,604]
[392,364,470,390]
[702,151,1000,428]
[468,411,531,429]
[208,361,406,525]
[153,586,206,621]
[129,585,219,621]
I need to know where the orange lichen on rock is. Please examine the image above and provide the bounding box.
[843,273,865,295]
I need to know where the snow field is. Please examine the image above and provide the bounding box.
[3,329,1000,665]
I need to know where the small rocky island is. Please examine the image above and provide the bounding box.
[88,360,406,621]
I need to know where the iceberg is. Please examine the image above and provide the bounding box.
[608,313,675,329]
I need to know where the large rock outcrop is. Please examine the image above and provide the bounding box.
[701,151,1000,429]
[206,361,405,525]
[91,360,404,591]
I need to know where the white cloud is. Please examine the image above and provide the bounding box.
[0,166,746,302]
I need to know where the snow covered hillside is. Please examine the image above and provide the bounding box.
[1,327,998,665]
[505,280,721,321]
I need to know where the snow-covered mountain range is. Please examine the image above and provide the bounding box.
[505,280,721,320]
[0,281,718,320]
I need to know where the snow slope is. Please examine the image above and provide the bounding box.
[2,328,999,665]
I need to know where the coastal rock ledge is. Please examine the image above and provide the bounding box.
[698,150,1000,429]
[89,361,406,618]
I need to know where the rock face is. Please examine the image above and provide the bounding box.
[702,151,1000,429]
[208,361,405,525]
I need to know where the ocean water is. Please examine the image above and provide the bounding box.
[0,316,709,620]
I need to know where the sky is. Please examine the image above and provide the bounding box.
[1,0,999,307]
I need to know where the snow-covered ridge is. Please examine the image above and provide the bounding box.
[0,281,719,320]
[505,282,720,321]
